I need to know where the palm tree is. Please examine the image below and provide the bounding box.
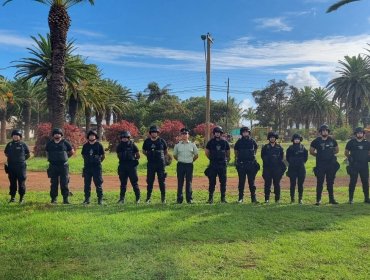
[242,107,256,129]
[327,0,361,13]
[14,34,92,123]
[327,55,370,129]
[0,77,14,143]
[145,82,171,103]
[4,0,95,129]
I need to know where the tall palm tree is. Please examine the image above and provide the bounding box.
[4,0,95,129]
[242,107,256,129]
[145,82,171,103]
[14,34,92,123]
[327,55,370,129]
[0,77,14,143]
[327,0,361,13]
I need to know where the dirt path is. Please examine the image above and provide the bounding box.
[0,148,350,192]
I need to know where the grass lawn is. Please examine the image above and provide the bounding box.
[0,188,369,279]
[26,141,351,177]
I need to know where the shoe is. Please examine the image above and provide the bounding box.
[265,200,269,204]
[187,200,194,204]
[275,200,280,204]
[176,200,183,204]
[207,198,214,204]
[237,199,243,204]
[291,199,295,204]
[221,198,228,203]
[364,198,370,204]
[145,199,151,204]
[8,197,16,203]
[83,199,90,205]
[329,199,339,205]
[98,198,103,205]
[117,199,124,204]
[251,197,259,204]
[135,198,140,204]
[161,199,167,204]
[315,200,321,206]
[19,196,25,204]
[298,199,303,204]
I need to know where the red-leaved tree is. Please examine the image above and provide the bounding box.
[33,123,85,157]
[104,120,140,152]
[193,123,217,138]
[159,120,184,147]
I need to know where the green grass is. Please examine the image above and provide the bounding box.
[0,188,369,279]
[26,141,351,177]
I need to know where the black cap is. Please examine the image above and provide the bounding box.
[319,124,330,133]
[354,127,364,134]
[120,131,131,138]
[11,129,22,138]
[213,126,223,134]
[149,125,160,133]
[291,133,303,142]
[180,128,190,134]
[87,130,98,139]
[240,126,251,135]
[52,128,63,136]
[267,131,279,140]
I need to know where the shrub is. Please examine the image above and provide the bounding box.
[159,120,184,148]
[104,121,140,152]
[333,126,352,141]
[33,123,85,157]
[193,123,217,138]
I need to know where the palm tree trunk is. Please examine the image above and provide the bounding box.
[96,111,105,140]
[85,106,92,131]
[47,79,53,123]
[68,94,78,125]
[105,107,112,126]
[49,4,70,129]
[0,109,6,144]
[24,101,31,141]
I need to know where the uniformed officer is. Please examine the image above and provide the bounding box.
[81,130,105,205]
[205,126,230,204]
[45,128,75,204]
[4,129,30,203]
[234,126,259,203]
[261,131,285,203]
[286,133,308,204]
[142,125,168,204]
[310,124,339,205]
[173,128,199,204]
[116,130,141,204]
[345,127,370,204]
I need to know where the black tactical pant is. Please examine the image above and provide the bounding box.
[315,163,337,202]
[288,165,306,200]
[207,164,227,199]
[118,163,140,200]
[176,162,194,203]
[236,163,257,200]
[48,163,69,199]
[83,164,103,199]
[263,166,282,201]
[8,162,27,197]
[349,162,369,201]
[146,162,166,200]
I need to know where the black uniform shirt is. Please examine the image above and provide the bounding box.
[310,137,338,163]
[234,137,258,162]
[81,141,105,165]
[4,141,30,164]
[345,138,370,164]
[206,138,230,166]
[261,143,284,167]
[46,140,72,164]
[286,144,308,166]
[117,141,139,163]
[142,137,167,164]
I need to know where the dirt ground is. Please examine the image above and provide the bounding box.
[0,149,349,192]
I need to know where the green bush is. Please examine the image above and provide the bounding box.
[333,126,352,141]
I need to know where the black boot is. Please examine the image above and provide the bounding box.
[161,193,166,204]
[51,197,57,204]
[207,193,214,204]
[63,196,70,205]
[19,195,25,204]
[8,196,16,203]
[98,197,103,205]
[83,197,90,205]
[329,193,338,204]
[251,194,259,204]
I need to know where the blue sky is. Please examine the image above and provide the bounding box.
[1,0,370,111]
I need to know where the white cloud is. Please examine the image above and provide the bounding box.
[254,17,293,32]
[240,98,255,111]
[286,69,321,88]
[70,29,104,38]
[0,30,32,48]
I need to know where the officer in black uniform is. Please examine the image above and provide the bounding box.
[345,127,370,204]
[261,131,285,203]
[81,130,105,205]
[310,124,339,205]
[286,133,308,204]
[142,125,168,204]
[45,128,74,204]
[116,130,141,204]
[234,126,259,203]
[205,126,230,203]
[4,129,30,203]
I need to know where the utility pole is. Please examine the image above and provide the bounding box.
[225,77,229,134]
[201,33,213,144]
